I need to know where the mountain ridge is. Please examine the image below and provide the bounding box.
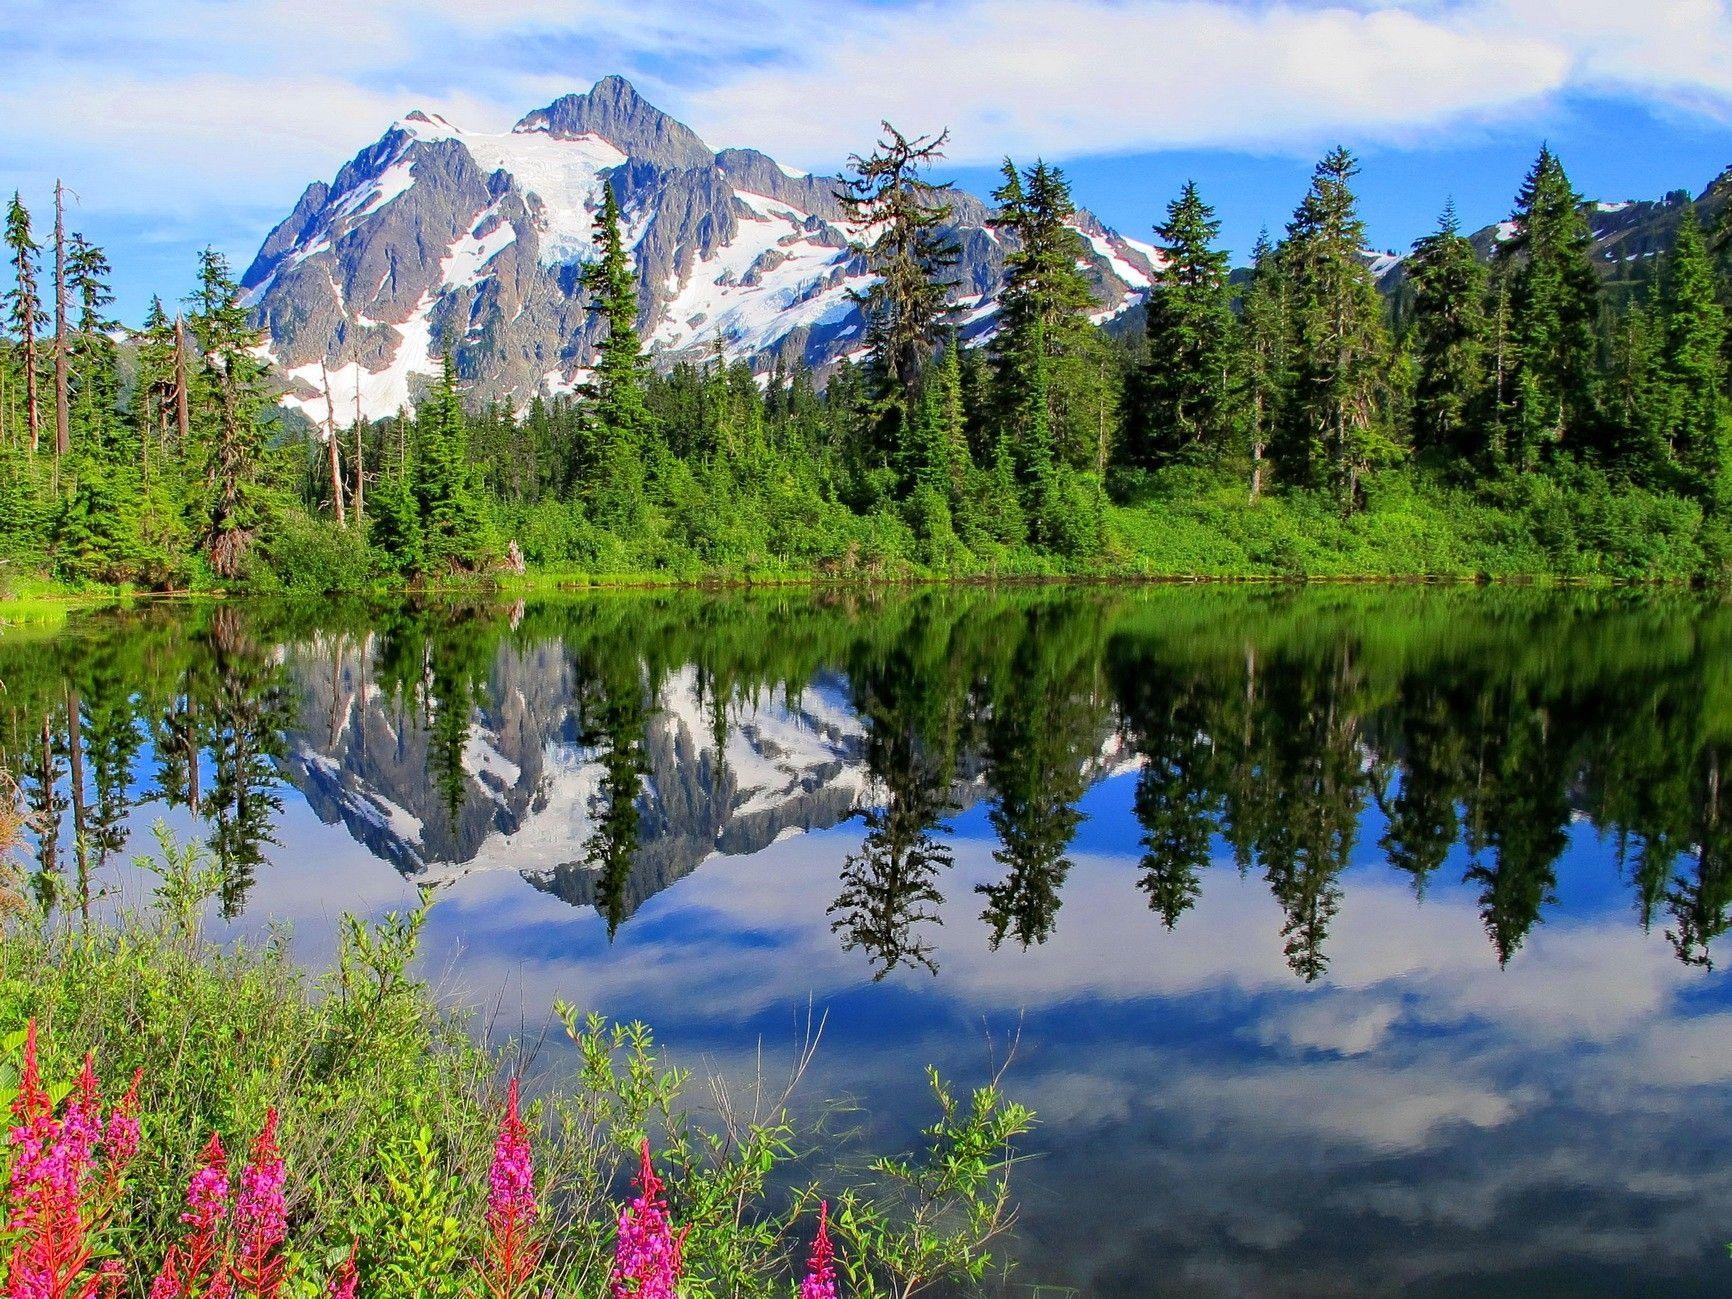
[244,76,1161,426]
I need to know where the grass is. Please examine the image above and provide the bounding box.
[0,820,1035,1297]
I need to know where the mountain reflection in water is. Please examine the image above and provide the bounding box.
[3,588,1729,1296]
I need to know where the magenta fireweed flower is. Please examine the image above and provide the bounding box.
[231,1109,288,1299]
[474,1077,542,1299]
[611,1140,685,1299]
[487,1078,536,1229]
[149,1130,230,1299]
[3,1023,146,1299]
[798,1201,838,1299]
[325,1241,359,1299]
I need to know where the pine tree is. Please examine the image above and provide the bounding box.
[67,232,121,465]
[1139,181,1233,464]
[1497,146,1602,467]
[837,122,961,465]
[1407,201,1488,464]
[579,182,652,521]
[1279,147,1395,509]
[416,353,488,569]
[4,193,44,454]
[1236,230,1290,501]
[990,159,1111,475]
[1657,210,1728,498]
[186,247,271,579]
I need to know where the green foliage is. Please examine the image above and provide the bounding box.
[1139,180,1235,465]
[0,845,1037,1296]
[1408,201,1489,463]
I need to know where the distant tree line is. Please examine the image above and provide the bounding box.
[2,134,1729,589]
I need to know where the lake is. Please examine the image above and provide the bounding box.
[2,586,1729,1296]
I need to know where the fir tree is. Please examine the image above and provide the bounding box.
[580,182,652,521]
[1279,147,1394,509]
[990,159,1111,474]
[1657,210,1728,498]
[1236,230,1290,502]
[837,122,961,464]
[1407,201,1488,464]
[1139,181,1234,464]
[186,247,270,579]
[1496,146,1602,467]
[416,353,488,569]
[4,193,44,454]
[67,232,121,464]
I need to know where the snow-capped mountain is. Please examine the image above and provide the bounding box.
[245,75,1162,425]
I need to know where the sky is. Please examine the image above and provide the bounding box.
[3,0,1732,320]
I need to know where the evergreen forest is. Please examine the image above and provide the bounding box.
[6,136,1732,595]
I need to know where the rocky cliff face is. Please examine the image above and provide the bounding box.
[243,76,1161,425]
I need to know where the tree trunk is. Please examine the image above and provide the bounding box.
[173,317,192,450]
[321,360,346,526]
[52,180,70,463]
[352,364,365,525]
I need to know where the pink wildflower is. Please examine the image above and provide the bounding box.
[474,1077,541,1299]
[230,1110,288,1299]
[150,1132,230,1299]
[2,1022,146,1299]
[798,1201,838,1299]
[324,1241,359,1299]
[610,1140,685,1299]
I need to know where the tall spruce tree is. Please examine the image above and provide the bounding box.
[4,193,44,454]
[1139,181,1234,465]
[416,353,488,569]
[838,122,961,466]
[186,248,270,579]
[1407,201,1488,465]
[990,159,1111,476]
[1236,230,1290,502]
[579,182,652,520]
[1657,210,1728,498]
[1496,146,1602,467]
[67,232,120,464]
[1279,148,1394,509]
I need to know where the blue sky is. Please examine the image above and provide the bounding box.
[3,0,1731,320]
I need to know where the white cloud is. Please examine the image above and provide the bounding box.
[7,0,1732,230]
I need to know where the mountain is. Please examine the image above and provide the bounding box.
[1369,176,1725,300]
[244,76,1162,425]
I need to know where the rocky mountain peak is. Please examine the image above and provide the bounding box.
[513,75,714,171]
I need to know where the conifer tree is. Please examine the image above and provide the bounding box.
[1279,148,1394,509]
[186,248,270,579]
[1139,181,1233,464]
[1236,230,1290,501]
[580,183,652,519]
[133,297,178,464]
[1496,146,1602,466]
[1657,210,1728,498]
[67,232,120,464]
[990,159,1110,474]
[838,122,961,463]
[416,353,487,569]
[52,180,70,463]
[1407,201,1488,464]
[4,193,44,454]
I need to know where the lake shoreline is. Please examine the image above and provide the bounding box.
[1,563,1716,617]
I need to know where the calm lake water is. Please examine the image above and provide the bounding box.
[3,587,1730,1296]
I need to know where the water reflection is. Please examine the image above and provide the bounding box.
[5,589,1732,978]
[4,587,1732,1295]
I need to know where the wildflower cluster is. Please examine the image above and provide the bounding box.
[610,1141,686,1299]
[472,1077,541,1299]
[4,1021,142,1299]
